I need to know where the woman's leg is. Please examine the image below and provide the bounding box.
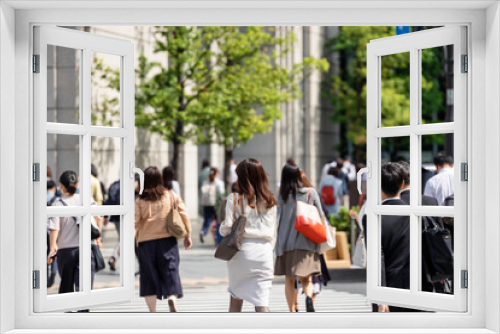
[285,276,296,312]
[255,306,270,312]
[145,295,157,312]
[229,295,243,312]
[298,275,313,297]
[299,275,315,312]
[167,295,177,312]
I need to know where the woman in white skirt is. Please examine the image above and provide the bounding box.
[220,158,277,312]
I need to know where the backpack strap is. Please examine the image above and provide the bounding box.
[58,199,78,224]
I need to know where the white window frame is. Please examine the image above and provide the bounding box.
[365,26,467,312]
[0,2,498,333]
[33,25,136,312]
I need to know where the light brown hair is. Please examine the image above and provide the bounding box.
[236,158,277,212]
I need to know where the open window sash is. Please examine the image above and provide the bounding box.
[33,26,135,312]
[366,26,467,312]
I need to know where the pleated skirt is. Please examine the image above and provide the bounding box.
[227,238,274,307]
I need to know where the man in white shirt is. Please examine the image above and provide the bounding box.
[342,156,357,182]
[424,153,454,206]
[320,159,337,181]
[230,158,238,184]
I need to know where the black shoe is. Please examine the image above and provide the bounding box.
[199,232,205,244]
[108,257,116,272]
[306,296,315,312]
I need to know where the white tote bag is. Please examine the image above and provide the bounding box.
[352,226,367,268]
[317,222,336,254]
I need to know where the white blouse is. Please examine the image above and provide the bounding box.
[220,193,276,244]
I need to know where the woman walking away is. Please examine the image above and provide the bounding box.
[162,166,181,197]
[47,170,97,294]
[135,166,192,312]
[220,158,277,312]
[275,163,326,312]
[200,167,224,243]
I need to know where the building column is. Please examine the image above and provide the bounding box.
[178,140,198,220]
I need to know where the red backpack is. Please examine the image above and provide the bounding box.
[321,186,337,205]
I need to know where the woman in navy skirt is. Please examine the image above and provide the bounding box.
[135,166,192,312]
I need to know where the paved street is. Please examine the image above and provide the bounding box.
[48,219,371,313]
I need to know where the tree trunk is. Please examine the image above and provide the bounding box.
[224,147,233,194]
[171,119,184,173]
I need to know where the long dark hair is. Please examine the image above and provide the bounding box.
[59,170,78,195]
[162,166,175,190]
[140,166,165,202]
[280,163,303,203]
[236,158,277,212]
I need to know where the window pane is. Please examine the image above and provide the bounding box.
[421,133,454,206]
[91,52,121,127]
[420,215,454,295]
[47,45,81,124]
[380,214,410,290]
[421,45,454,124]
[91,215,122,291]
[46,216,82,296]
[381,52,410,127]
[381,136,410,205]
[47,134,81,206]
[91,136,121,205]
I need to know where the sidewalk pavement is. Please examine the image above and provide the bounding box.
[48,217,372,313]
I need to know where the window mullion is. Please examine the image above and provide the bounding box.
[81,47,92,294]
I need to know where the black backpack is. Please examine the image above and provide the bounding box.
[105,180,120,206]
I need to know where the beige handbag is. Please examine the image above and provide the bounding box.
[166,191,187,238]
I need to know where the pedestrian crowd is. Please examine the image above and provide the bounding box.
[45,151,454,313]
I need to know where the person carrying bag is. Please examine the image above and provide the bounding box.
[274,163,327,313]
[218,158,277,313]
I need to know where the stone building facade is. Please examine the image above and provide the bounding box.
[47,26,341,220]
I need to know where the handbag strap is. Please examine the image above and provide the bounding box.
[232,193,246,222]
[240,194,245,216]
[233,193,238,221]
[306,189,311,205]
[169,191,178,210]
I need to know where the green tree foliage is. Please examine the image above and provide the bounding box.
[134,27,224,171]
[325,27,446,162]
[192,27,329,190]
[93,26,328,189]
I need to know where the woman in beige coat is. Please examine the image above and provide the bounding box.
[135,166,192,312]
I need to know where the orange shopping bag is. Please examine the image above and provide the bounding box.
[294,191,327,244]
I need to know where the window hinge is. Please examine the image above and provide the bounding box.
[33,54,40,73]
[33,163,40,182]
[461,162,468,181]
[461,270,468,289]
[461,54,468,73]
[33,270,40,289]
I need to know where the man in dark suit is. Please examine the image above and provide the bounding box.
[363,162,412,312]
[398,161,452,294]
[398,161,439,206]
